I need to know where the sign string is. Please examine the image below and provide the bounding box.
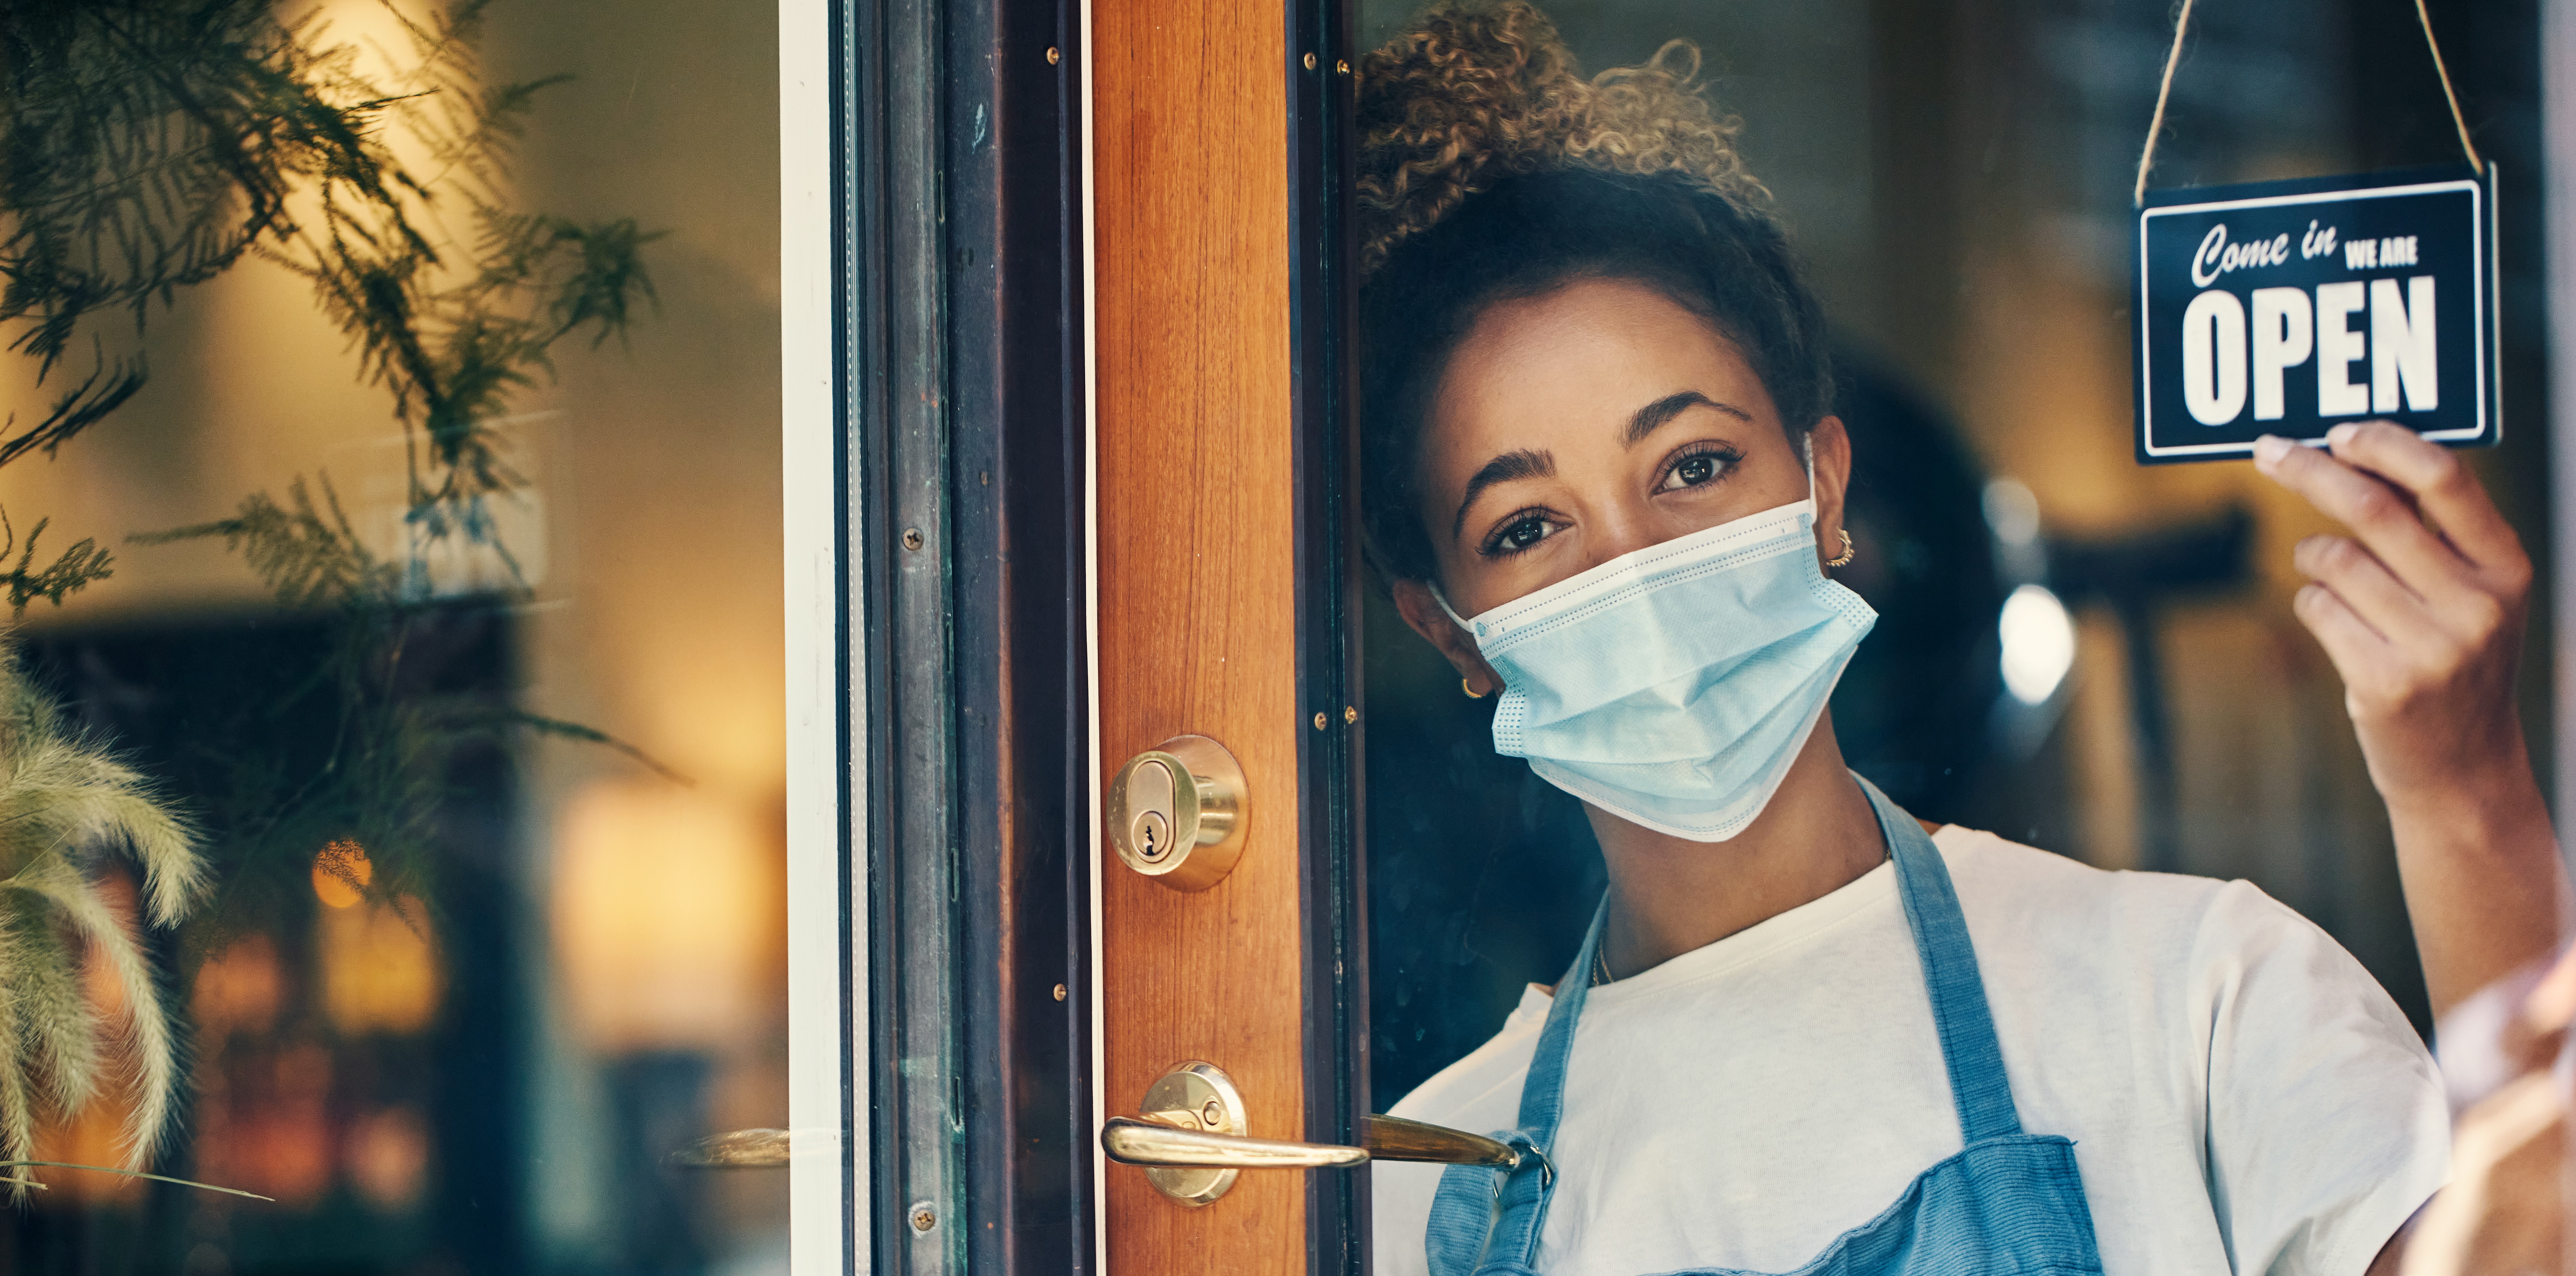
[2132,0,2484,207]
[2410,0,2484,177]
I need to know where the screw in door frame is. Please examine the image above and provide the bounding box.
[901,527,925,551]
[909,1202,938,1233]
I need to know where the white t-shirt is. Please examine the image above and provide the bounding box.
[1372,825,2448,1276]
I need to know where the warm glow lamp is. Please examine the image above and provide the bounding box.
[551,780,775,1051]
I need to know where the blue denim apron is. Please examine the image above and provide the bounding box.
[1423,777,2102,1276]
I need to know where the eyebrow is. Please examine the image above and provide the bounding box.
[1451,448,1555,538]
[1625,390,1750,446]
[1446,392,1754,540]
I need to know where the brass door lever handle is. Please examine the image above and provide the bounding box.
[1101,1112,1520,1171]
[1103,1114,1367,1169]
[1360,1113,1525,1167]
[1099,1061,1521,1208]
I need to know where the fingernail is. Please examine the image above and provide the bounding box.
[2327,423,2358,448]
[2253,435,2291,470]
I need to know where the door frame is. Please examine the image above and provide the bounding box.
[783,0,851,1272]
[844,0,1097,1270]
[1281,0,1371,1265]
[842,0,1369,1269]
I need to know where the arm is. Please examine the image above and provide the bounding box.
[2253,423,2571,1020]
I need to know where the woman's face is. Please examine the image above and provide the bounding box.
[1391,275,1851,685]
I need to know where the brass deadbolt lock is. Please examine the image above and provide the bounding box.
[1106,734,1248,891]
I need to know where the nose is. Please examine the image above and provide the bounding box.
[1575,499,1666,575]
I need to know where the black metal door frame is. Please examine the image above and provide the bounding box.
[847,0,1092,1268]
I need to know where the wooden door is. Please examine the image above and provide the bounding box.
[1089,0,1359,1270]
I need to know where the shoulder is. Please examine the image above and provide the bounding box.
[1931,823,2317,955]
[1387,986,1547,1132]
[1928,825,2410,1039]
[1932,826,2441,1270]
[1374,989,1551,1276]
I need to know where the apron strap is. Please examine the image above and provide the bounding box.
[1425,776,2025,1274]
[1857,774,2026,1143]
[1425,901,1605,1276]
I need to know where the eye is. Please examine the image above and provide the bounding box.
[1657,444,1740,493]
[1479,509,1562,557]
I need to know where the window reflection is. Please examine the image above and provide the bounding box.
[0,1,786,1272]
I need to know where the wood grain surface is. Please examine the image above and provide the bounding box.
[1092,0,1304,1272]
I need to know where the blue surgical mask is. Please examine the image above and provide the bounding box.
[1437,476,1875,841]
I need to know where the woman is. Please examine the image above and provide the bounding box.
[1356,6,2564,1274]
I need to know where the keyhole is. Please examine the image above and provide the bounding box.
[1124,759,1178,862]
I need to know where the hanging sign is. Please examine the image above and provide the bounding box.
[2133,164,2499,464]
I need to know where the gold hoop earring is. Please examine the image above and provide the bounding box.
[1825,529,1857,569]
[1462,678,1488,700]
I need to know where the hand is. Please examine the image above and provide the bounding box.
[2252,422,2532,815]
[2254,421,2563,1018]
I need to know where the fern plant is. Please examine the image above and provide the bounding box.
[0,639,204,1195]
[128,477,675,947]
[1,0,659,606]
[0,0,668,1202]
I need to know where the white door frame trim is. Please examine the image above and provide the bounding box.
[782,0,856,1266]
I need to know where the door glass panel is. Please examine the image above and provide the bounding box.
[1,4,787,1272]
[1357,0,2548,1265]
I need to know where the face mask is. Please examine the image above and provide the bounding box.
[1437,472,1875,841]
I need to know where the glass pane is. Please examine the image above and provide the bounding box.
[1357,0,2547,1269]
[0,3,787,1272]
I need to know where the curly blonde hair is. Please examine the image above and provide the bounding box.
[1356,0,1772,277]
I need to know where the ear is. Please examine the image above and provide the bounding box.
[1807,415,1854,568]
[1389,577,1507,696]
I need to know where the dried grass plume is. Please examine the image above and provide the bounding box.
[1356,0,1773,276]
[0,637,204,1194]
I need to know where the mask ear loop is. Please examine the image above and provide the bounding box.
[1424,583,1493,698]
[1428,582,1473,632]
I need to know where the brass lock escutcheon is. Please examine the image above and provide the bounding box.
[1118,1061,1260,1207]
[1105,734,1247,891]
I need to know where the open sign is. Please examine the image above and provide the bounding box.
[2132,165,2499,464]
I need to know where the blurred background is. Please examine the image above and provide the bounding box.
[0,0,788,1271]
[1360,0,2552,1105]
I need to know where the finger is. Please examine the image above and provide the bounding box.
[2291,535,2448,649]
[2289,580,2404,688]
[2328,421,2527,579]
[2522,941,2576,1036]
[2256,434,2484,611]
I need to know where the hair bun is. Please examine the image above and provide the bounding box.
[1356,1,1773,276]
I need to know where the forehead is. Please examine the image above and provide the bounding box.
[1426,277,1771,454]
